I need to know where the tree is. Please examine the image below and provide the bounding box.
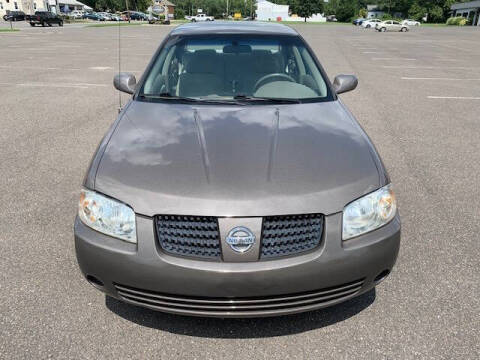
[295,0,323,22]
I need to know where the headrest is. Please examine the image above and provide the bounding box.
[252,50,282,73]
[184,50,221,74]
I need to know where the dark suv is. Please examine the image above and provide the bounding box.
[3,11,25,21]
[27,11,63,27]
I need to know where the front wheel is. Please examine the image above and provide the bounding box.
[401,27,407,32]
[366,24,371,28]
[380,27,386,32]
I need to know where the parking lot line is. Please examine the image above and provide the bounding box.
[373,58,416,61]
[428,96,480,100]
[402,77,480,81]
[383,65,478,70]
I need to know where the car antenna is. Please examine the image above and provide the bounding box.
[117,0,130,113]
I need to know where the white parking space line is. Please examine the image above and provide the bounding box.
[402,77,480,81]
[373,58,416,61]
[363,51,379,54]
[383,65,478,70]
[0,82,108,89]
[428,96,480,100]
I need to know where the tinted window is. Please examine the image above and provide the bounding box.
[140,35,332,102]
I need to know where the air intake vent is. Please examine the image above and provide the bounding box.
[261,214,324,258]
[155,215,221,259]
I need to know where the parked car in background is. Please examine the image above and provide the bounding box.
[3,11,26,21]
[70,10,84,19]
[352,18,365,26]
[84,12,104,21]
[401,19,420,26]
[362,19,381,28]
[326,15,337,22]
[376,20,409,32]
[191,13,214,22]
[27,11,63,26]
[97,12,112,21]
[110,14,123,21]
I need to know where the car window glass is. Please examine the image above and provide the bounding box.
[141,35,330,101]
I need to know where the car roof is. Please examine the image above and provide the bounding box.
[170,21,298,36]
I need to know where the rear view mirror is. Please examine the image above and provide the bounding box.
[114,72,137,94]
[332,74,358,95]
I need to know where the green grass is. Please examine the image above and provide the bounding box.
[0,28,20,32]
[264,20,351,25]
[86,21,147,28]
[421,23,448,27]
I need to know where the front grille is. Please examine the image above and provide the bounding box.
[261,214,324,258]
[114,279,364,317]
[155,215,221,259]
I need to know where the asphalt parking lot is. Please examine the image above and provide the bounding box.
[1,23,479,359]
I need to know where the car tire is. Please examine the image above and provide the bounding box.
[401,27,407,32]
[59,20,63,26]
[380,27,386,32]
[366,24,371,28]
[30,23,35,26]
[41,22,45,27]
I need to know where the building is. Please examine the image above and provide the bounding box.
[54,0,89,14]
[451,0,480,25]
[367,4,402,19]
[255,0,289,21]
[1,0,46,16]
[0,0,88,16]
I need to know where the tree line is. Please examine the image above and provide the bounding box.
[82,0,469,23]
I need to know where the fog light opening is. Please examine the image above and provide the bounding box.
[86,275,104,289]
[374,269,390,284]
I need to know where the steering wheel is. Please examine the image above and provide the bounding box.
[253,73,295,93]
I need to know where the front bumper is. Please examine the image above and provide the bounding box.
[74,213,400,317]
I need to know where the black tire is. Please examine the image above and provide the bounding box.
[380,27,386,32]
[401,27,407,32]
[366,24,371,28]
[59,20,63,26]
[41,22,45,27]
[47,22,52,27]
[30,22,35,26]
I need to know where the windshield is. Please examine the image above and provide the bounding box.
[140,35,332,103]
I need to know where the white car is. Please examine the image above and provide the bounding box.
[401,19,420,26]
[70,10,83,19]
[362,19,382,28]
[191,13,214,22]
[376,20,409,32]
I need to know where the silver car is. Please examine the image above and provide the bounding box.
[75,22,400,318]
[376,20,409,32]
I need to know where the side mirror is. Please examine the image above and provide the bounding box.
[332,74,358,95]
[114,72,137,94]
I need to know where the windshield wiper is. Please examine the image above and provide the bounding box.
[139,93,202,103]
[233,95,301,104]
[139,93,244,105]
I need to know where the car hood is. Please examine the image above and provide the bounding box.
[94,100,385,217]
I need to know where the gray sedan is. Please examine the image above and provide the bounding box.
[74,22,400,318]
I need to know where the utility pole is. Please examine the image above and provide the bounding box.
[226,0,229,18]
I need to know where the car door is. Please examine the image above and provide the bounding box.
[392,21,401,31]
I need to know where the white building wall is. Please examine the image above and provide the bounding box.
[1,0,46,16]
[256,1,289,21]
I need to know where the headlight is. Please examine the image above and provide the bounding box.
[78,189,136,243]
[342,184,397,240]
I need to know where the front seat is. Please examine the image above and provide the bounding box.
[178,50,223,98]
